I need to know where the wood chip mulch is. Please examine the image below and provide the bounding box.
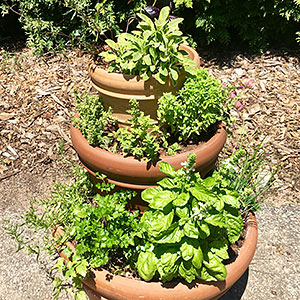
[0,44,299,203]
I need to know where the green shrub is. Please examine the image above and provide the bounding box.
[73,91,117,150]
[115,99,164,162]
[1,0,299,54]
[137,154,243,283]
[174,0,300,51]
[0,0,147,54]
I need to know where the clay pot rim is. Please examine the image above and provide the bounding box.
[54,213,257,300]
[89,44,201,82]
[71,116,226,164]
[82,163,156,190]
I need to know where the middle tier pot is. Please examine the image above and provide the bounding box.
[70,122,227,192]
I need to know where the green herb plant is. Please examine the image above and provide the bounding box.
[73,90,117,150]
[100,6,196,84]
[5,168,140,300]
[116,99,164,162]
[217,138,281,215]
[137,153,243,283]
[158,68,235,142]
[5,145,280,297]
[73,94,169,162]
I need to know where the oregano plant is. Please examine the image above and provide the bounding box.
[116,99,164,162]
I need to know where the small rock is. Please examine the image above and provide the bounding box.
[234,68,244,77]
[45,124,59,133]
[0,113,15,121]
[248,104,261,115]
[259,81,266,91]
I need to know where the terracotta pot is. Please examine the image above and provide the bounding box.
[70,122,227,190]
[55,213,258,300]
[89,45,201,125]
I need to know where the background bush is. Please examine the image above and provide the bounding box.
[1,0,300,53]
[175,0,300,51]
[0,0,147,53]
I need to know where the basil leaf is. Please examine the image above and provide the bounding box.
[198,221,210,239]
[224,208,243,244]
[137,251,158,281]
[192,247,203,269]
[140,210,174,237]
[159,161,176,178]
[204,212,226,228]
[200,266,219,281]
[141,187,158,202]
[156,247,180,282]
[183,221,199,239]
[202,177,217,189]
[221,194,240,208]
[213,197,224,211]
[209,239,229,260]
[157,177,176,189]
[175,206,189,219]
[203,252,227,281]
[150,191,176,210]
[155,225,184,244]
[178,260,196,283]
[173,192,190,207]
[180,239,195,261]
[189,184,215,203]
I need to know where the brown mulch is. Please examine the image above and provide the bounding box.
[0,45,299,203]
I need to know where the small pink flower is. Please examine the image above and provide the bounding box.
[234,100,244,111]
[233,143,240,150]
[229,91,237,98]
[222,83,227,88]
[241,78,254,88]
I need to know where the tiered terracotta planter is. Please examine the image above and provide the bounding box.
[55,213,258,300]
[89,45,201,125]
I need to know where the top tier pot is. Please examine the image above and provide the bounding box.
[89,45,201,125]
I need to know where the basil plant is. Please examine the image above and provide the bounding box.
[100,7,196,85]
[136,154,243,283]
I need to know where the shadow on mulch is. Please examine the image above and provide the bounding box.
[197,45,300,68]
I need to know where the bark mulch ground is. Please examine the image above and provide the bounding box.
[0,42,300,300]
[1,44,299,203]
